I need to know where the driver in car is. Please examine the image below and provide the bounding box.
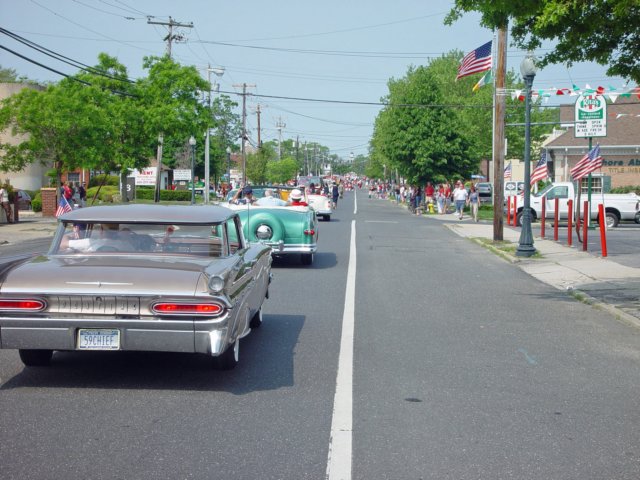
[61,224,138,252]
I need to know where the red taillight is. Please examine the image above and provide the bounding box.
[304,229,315,236]
[0,299,46,311]
[152,302,224,316]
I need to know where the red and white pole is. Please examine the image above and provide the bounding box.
[598,204,608,257]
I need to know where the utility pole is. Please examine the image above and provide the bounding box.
[275,116,286,159]
[147,16,193,58]
[492,26,507,241]
[232,83,256,184]
[256,104,262,148]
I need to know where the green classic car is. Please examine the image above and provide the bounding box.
[224,187,318,265]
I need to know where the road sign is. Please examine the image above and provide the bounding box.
[574,94,607,138]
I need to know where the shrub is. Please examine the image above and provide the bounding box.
[135,187,191,202]
[85,185,119,204]
[32,191,42,212]
[610,185,640,194]
[89,174,119,188]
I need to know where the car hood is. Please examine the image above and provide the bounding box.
[0,255,214,296]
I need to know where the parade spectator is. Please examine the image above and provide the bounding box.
[0,184,13,223]
[453,181,469,220]
[443,181,452,214]
[62,181,73,202]
[436,184,446,214]
[332,182,339,207]
[468,184,479,222]
[414,184,422,211]
[425,182,434,206]
[79,183,87,208]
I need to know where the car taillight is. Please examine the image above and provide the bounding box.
[0,299,46,311]
[304,229,315,236]
[151,302,224,316]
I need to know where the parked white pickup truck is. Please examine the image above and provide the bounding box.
[516,182,640,228]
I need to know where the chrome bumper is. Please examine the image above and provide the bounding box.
[266,241,317,255]
[0,315,232,356]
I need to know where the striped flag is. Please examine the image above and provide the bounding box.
[456,41,492,80]
[472,70,493,92]
[504,162,512,180]
[55,196,73,217]
[571,144,603,181]
[530,150,549,185]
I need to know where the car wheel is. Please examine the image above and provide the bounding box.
[249,306,263,329]
[605,212,619,228]
[213,339,239,370]
[635,213,640,224]
[301,253,313,265]
[515,211,523,227]
[19,349,53,367]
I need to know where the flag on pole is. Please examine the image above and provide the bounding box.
[570,144,603,181]
[504,161,512,179]
[55,196,73,217]
[456,41,492,80]
[530,150,549,185]
[472,70,493,92]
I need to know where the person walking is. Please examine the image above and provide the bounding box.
[452,181,468,220]
[443,182,452,214]
[0,185,13,223]
[79,183,87,208]
[436,184,445,214]
[468,184,479,222]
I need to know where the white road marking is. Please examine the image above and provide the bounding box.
[326,219,356,480]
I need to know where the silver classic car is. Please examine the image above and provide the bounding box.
[0,204,272,370]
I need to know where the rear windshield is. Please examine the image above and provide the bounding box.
[52,222,228,258]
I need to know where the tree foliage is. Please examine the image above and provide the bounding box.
[0,54,243,190]
[446,0,640,82]
[369,52,557,183]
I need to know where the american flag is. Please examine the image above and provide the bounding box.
[530,150,549,185]
[456,41,492,80]
[504,162,512,179]
[55,196,73,217]
[571,144,603,181]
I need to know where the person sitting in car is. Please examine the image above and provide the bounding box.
[288,189,308,206]
[230,186,257,205]
[256,188,287,206]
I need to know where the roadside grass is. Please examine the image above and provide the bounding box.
[474,237,543,261]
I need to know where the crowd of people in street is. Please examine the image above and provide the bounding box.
[365,178,482,222]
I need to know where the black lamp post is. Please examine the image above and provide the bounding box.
[516,52,537,257]
[189,135,196,205]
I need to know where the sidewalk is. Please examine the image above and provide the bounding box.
[0,211,57,245]
[422,210,640,329]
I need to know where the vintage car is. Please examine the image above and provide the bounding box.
[0,204,272,370]
[223,187,318,265]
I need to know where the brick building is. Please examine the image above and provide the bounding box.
[545,97,640,190]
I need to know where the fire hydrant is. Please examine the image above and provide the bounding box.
[428,202,435,214]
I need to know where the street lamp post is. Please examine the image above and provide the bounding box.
[516,52,537,257]
[189,136,196,205]
[226,146,231,189]
[204,66,225,204]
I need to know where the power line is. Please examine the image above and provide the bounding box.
[0,27,135,83]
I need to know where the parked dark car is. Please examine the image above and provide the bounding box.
[14,190,31,210]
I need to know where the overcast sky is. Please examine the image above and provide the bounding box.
[0,0,630,159]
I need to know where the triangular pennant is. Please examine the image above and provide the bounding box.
[608,94,618,103]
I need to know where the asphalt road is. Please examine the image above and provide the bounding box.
[1,190,640,479]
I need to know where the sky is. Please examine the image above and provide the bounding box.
[0,0,631,160]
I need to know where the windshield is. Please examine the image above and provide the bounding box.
[535,184,556,198]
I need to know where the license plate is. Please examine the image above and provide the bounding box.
[77,329,120,350]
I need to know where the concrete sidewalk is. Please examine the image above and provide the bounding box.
[423,212,640,329]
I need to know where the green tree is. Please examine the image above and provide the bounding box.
[246,144,275,184]
[446,0,640,82]
[371,63,477,184]
[266,156,298,184]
